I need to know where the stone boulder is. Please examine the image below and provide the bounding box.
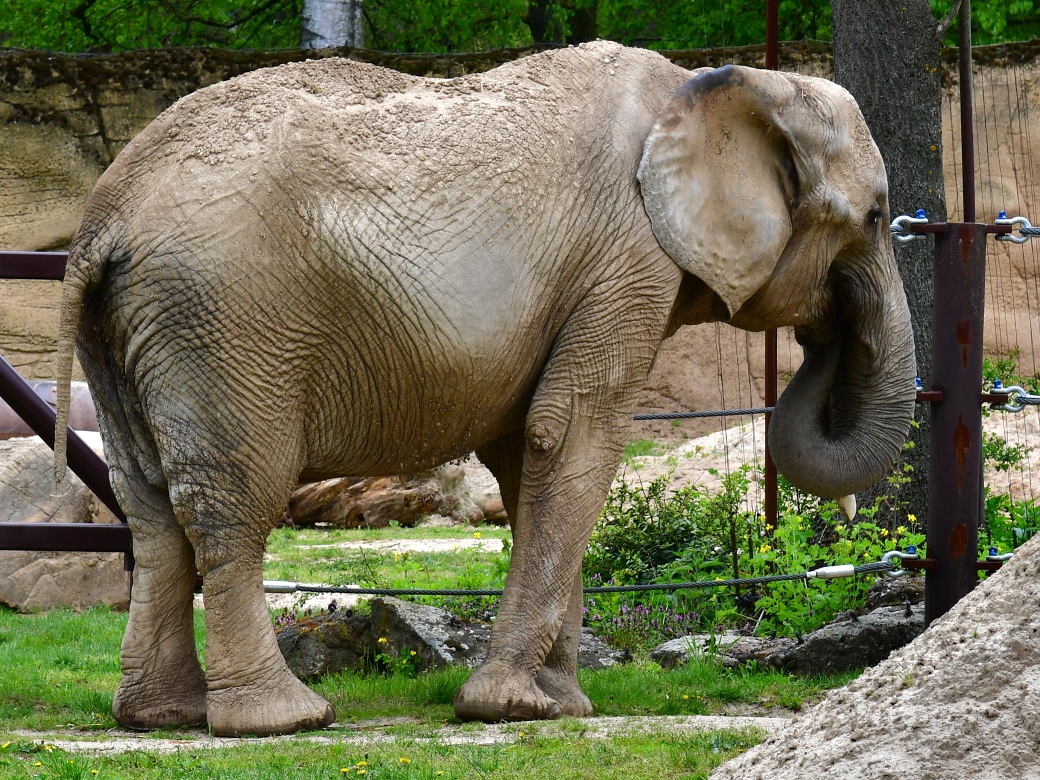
[650,576,927,673]
[0,434,129,611]
[285,455,507,529]
[277,595,626,680]
[651,632,796,670]
[768,603,925,675]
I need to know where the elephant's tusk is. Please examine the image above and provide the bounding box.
[838,494,857,521]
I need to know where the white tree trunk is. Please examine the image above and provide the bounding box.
[300,0,364,49]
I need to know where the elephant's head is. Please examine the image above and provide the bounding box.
[637,64,916,498]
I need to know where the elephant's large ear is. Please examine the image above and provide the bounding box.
[638,65,816,320]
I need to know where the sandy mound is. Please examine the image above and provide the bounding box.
[709,533,1040,779]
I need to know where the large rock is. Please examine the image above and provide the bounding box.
[768,604,925,675]
[0,434,129,611]
[277,596,626,680]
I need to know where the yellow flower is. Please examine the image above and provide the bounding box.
[835,524,846,533]
[357,770,366,776]
[91,772,99,776]
[908,514,917,523]
[518,731,525,738]
[897,526,907,535]
[409,650,417,656]
[682,694,690,700]
[1,743,9,749]
[356,760,368,767]
[473,532,481,539]
[437,773,445,777]
[881,528,889,537]
[399,757,412,765]
[759,544,772,554]
[34,763,42,767]
[377,637,388,644]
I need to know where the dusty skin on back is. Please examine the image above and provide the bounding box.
[54,41,915,735]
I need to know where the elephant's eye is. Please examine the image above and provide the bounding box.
[866,205,884,234]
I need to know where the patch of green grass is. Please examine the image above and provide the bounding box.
[581,657,854,717]
[0,727,763,780]
[621,439,665,464]
[264,526,512,600]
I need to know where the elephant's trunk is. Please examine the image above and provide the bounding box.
[767,267,917,499]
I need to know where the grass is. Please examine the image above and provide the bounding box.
[0,524,861,778]
[264,526,512,596]
[620,439,665,464]
[0,728,764,779]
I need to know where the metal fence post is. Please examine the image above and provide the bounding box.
[925,223,986,626]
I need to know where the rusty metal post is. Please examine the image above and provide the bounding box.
[926,223,986,626]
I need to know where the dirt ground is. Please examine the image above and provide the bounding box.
[13,714,789,756]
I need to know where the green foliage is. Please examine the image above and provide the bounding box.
[0,0,302,52]
[4,0,1037,54]
[585,469,925,641]
[983,489,1040,553]
[931,0,1040,45]
[745,506,923,637]
[365,0,531,52]
[584,469,750,586]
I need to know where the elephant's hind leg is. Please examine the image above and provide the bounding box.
[107,450,207,729]
[160,420,334,737]
[476,433,592,718]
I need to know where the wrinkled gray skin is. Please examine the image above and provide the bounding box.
[54,41,916,736]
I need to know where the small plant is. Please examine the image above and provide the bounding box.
[373,637,422,677]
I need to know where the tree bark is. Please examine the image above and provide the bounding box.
[831,0,946,528]
[301,0,364,49]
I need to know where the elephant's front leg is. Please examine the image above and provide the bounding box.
[456,302,664,721]
[476,433,591,718]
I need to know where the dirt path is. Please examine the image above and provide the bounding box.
[14,715,789,755]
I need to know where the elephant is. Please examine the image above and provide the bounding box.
[53,40,916,736]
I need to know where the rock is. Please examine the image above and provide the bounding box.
[287,476,440,529]
[577,628,628,670]
[0,434,130,612]
[768,603,925,675]
[277,596,626,680]
[650,632,795,670]
[276,606,371,681]
[286,456,505,529]
[368,596,491,672]
[860,572,925,611]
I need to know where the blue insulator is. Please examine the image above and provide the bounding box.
[915,208,926,219]
[906,545,918,555]
[989,546,999,556]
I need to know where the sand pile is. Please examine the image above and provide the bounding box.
[709,534,1040,779]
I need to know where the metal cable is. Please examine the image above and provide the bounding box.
[634,407,773,421]
[267,560,896,598]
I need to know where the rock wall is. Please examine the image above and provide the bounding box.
[2,42,1039,443]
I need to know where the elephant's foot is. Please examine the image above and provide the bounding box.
[206,668,335,737]
[113,661,208,730]
[536,667,593,717]
[454,664,562,722]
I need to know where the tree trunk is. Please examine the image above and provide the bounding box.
[301,0,364,49]
[831,0,946,528]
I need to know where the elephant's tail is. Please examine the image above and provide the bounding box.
[54,227,115,488]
